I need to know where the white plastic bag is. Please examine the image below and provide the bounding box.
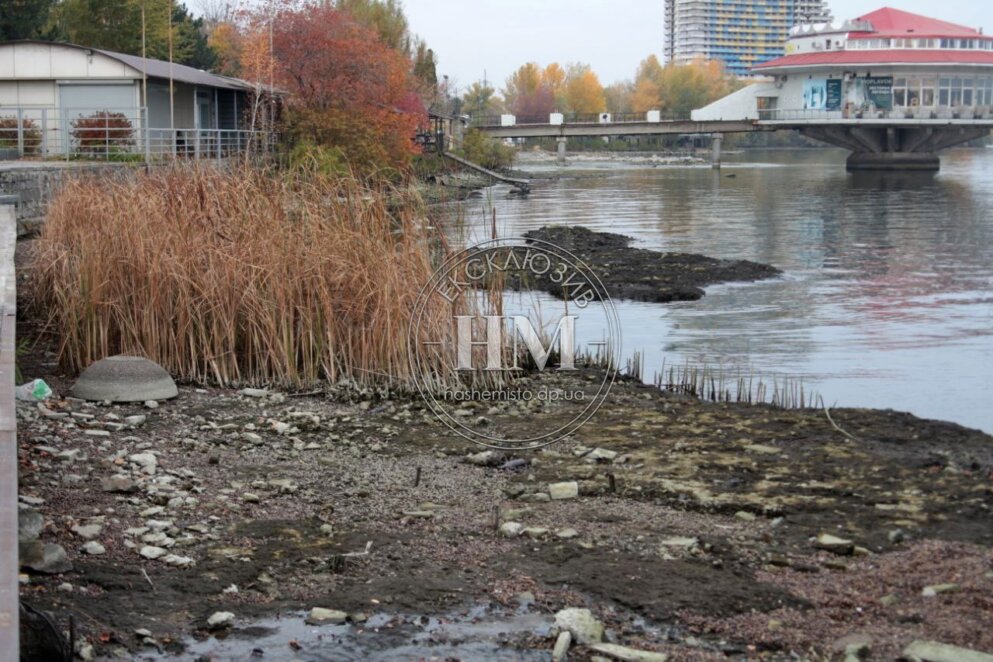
[16,379,53,401]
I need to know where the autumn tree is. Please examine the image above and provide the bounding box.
[337,0,411,55]
[208,20,242,77]
[563,63,605,114]
[461,81,503,118]
[504,62,554,117]
[269,3,425,173]
[604,81,633,114]
[631,54,665,113]
[631,55,740,117]
[543,63,567,109]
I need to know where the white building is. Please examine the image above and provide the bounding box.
[0,40,266,158]
[692,8,993,170]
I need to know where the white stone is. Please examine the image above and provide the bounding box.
[207,611,235,629]
[305,607,347,625]
[139,545,167,560]
[81,541,106,555]
[548,482,579,500]
[552,630,572,662]
[554,608,603,645]
[902,640,993,662]
[589,642,669,662]
[499,522,523,538]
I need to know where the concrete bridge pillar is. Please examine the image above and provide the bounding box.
[556,137,567,163]
[799,125,990,172]
[711,133,723,170]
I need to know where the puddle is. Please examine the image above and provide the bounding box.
[135,601,555,661]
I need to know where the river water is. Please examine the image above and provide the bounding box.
[454,147,993,433]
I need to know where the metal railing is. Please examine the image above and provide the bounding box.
[470,111,692,127]
[0,107,272,161]
[758,106,993,122]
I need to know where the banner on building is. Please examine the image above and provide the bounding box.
[862,76,894,110]
[826,79,842,110]
[803,79,828,110]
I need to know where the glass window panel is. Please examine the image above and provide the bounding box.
[894,89,907,106]
[940,89,950,105]
[895,77,907,86]
[964,89,973,105]
[907,88,920,106]
[922,88,935,106]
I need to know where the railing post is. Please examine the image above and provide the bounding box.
[143,108,151,163]
[0,200,20,662]
[41,109,48,157]
[15,109,23,157]
[195,129,201,159]
[216,129,221,162]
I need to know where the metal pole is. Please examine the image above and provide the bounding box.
[41,109,48,157]
[15,109,23,157]
[143,108,151,162]
[0,201,21,661]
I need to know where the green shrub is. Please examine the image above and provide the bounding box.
[459,129,515,169]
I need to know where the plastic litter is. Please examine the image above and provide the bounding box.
[16,379,53,401]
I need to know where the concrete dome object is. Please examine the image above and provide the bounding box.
[71,355,178,402]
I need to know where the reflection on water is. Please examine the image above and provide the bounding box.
[451,148,993,432]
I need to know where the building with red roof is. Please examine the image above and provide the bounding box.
[691,8,993,170]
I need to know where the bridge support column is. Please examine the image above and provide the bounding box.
[846,152,940,171]
[711,133,723,169]
[556,137,567,164]
[799,125,990,172]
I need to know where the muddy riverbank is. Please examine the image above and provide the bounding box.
[13,225,993,661]
[15,344,993,660]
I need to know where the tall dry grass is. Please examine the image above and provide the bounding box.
[31,163,457,388]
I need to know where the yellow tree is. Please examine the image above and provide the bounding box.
[208,21,242,77]
[563,64,605,114]
[504,62,553,117]
[631,54,664,113]
[543,62,567,110]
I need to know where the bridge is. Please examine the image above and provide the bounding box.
[471,110,993,171]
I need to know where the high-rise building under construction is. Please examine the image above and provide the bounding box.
[663,0,834,76]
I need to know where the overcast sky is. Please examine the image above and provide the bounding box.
[400,0,992,92]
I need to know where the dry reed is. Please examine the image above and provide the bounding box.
[31,163,457,388]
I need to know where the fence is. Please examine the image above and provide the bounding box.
[470,111,692,127]
[0,107,272,161]
[758,106,993,122]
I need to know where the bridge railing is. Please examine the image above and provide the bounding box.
[469,111,692,128]
[759,106,993,122]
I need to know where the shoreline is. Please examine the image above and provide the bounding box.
[13,232,993,660]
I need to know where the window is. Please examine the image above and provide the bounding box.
[921,78,937,106]
[951,78,963,106]
[963,78,974,106]
[939,77,951,105]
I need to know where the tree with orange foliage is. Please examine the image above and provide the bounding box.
[504,63,554,118]
[632,55,741,117]
[208,21,242,77]
[563,64,605,114]
[267,3,425,174]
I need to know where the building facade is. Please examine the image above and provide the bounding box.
[663,0,833,77]
[691,8,993,170]
[0,41,267,158]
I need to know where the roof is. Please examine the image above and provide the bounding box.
[848,8,983,39]
[1,40,255,91]
[755,49,993,70]
[96,48,254,91]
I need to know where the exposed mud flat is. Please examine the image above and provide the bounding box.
[523,226,783,302]
[14,354,993,660]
